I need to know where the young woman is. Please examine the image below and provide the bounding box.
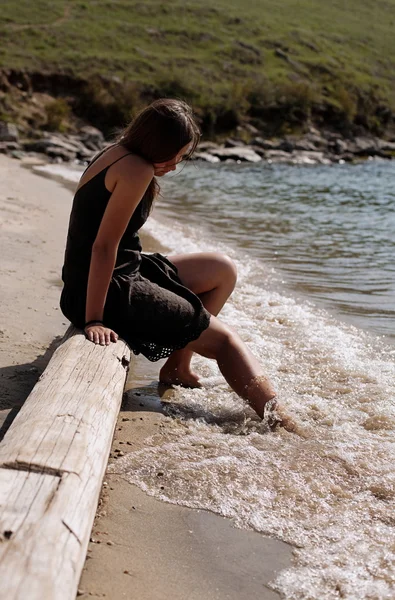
[60,98,284,425]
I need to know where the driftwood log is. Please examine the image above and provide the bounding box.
[0,327,130,599]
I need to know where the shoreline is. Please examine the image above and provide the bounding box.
[2,113,395,169]
[0,155,293,599]
[22,155,395,346]
[79,368,292,599]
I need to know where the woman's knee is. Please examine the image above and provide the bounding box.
[168,251,237,294]
[211,252,238,289]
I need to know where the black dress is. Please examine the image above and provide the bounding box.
[60,155,211,361]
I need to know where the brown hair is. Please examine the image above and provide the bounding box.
[116,98,201,212]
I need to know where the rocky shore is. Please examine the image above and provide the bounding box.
[1,120,395,167]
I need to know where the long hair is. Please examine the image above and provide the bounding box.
[115,99,201,212]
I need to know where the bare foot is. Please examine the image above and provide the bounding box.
[244,375,276,419]
[159,366,202,388]
[264,399,299,434]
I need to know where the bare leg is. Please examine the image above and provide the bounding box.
[185,316,277,420]
[160,252,237,387]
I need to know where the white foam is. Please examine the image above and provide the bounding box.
[113,215,395,599]
[40,162,395,598]
[33,163,84,186]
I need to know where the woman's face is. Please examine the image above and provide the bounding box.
[153,143,192,176]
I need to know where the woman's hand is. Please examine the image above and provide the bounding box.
[84,323,119,346]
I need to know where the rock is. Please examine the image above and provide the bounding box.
[0,140,24,159]
[349,137,378,156]
[263,149,332,165]
[330,139,349,155]
[0,141,21,154]
[253,136,317,153]
[307,125,321,137]
[79,125,105,151]
[377,139,395,152]
[209,146,262,163]
[224,138,245,148]
[291,140,319,152]
[305,133,328,149]
[340,153,356,162]
[249,145,267,157]
[275,137,318,153]
[50,134,94,160]
[10,150,25,160]
[192,152,220,163]
[76,146,95,161]
[278,140,295,153]
[337,137,395,158]
[0,122,19,142]
[291,151,332,165]
[22,136,78,161]
[242,123,259,135]
[57,135,89,153]
[251,137,278,150]
[264,150,295,163]
[197,141,221,152]
[3,141,21,151]
[23,136,78,153]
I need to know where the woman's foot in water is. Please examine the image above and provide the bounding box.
[159,366,202,388]
[159,350,202,388]
[244,376,298,433]
[159,360,201,388]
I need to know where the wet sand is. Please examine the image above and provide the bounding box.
[79,360,293,599]
[0,155,293,599]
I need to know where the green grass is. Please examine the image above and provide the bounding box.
[1,0,394,135]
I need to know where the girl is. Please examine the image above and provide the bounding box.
[60,98,283,424]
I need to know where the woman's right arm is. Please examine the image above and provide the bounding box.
[85,156,154,345]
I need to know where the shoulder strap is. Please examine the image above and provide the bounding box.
[105,152,135,169]
[76,150,137,195]
[81,145,134,178]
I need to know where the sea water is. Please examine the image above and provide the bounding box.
[38,160,395,599]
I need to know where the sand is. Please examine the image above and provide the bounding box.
[0,154,293,599]
[0,154,70,432]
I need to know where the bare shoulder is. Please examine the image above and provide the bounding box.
[108,152,153,188]
[78,146,153,192]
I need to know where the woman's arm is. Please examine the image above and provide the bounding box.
[85,156,154,344]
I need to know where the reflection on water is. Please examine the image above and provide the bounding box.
[160,160,395,339]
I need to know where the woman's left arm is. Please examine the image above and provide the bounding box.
[84,156,154,344]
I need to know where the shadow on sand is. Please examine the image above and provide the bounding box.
[0,336,63,441]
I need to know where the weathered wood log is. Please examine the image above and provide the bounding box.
[0,326,130,599]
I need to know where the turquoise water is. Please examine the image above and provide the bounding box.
[160,160,395,340]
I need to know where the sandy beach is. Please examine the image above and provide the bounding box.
[0,154,292,599]
[0,154,70,433]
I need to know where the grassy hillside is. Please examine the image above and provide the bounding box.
[1,0,395,135]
